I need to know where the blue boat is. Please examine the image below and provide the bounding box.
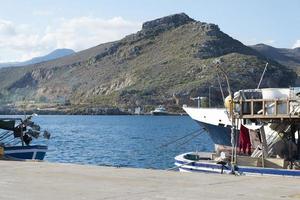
[175,152,300,177]
[4,145,48,160]
[0,116,50,161]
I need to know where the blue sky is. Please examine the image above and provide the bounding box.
[0,0,299,62]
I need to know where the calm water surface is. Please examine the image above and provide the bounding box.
[31,115,213,169]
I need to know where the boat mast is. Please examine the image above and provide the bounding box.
[257,62,268,89]
[214,60,237,169]
[216,73,225,103]
[215,64,232,98]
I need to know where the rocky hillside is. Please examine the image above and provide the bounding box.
[250,44,300,74]
[0,13,296,112]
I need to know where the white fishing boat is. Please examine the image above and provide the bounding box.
[175,63,300,177]
[176,87,300,177]
[151,105,169,115]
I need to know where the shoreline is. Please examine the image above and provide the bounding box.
[0,109,188,116]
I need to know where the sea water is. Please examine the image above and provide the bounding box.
[32,115,213,169]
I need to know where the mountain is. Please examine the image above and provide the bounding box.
[0,13,296,113]
[250,44,300,73]
[0,49,75,68]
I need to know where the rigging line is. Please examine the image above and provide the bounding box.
[0,131,11,139]
[175,130,206,148]
[216,64,232,98]
[0,130,9,135]
[5,136,18,144]
[217,72,225,103]
[0,133,13,141]
[146,130,204,169]
[158,128,203,148]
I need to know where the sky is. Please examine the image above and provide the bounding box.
[0,0,299,62]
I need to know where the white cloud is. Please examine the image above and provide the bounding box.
[0,19,16,35]
[232,35,276,47]
[0,16,141,62]
[41,16,141,51]
[292,40,300,48]
[242,38,258,45]
[19,51,43,61]
[263,39,275,46]
[32,10,53,16]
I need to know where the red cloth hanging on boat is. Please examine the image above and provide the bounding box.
[239,124,252,155]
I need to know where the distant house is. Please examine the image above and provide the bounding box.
[134,107,142,115]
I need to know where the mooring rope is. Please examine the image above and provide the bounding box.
[175,130,205,148]
[158,128,204,149]
[144,129,206,170]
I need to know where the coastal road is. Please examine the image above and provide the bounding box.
[0,160,299,200]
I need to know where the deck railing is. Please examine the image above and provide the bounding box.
[235,99,300,120]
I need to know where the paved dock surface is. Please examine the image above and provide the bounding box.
[0,161,299,200]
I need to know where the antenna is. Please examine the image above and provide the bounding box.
[257,62,268,89]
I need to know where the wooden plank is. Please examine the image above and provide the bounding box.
[262,100,265,116]
[240,99,243,116]
[287,99,290,114]
[274,100,278,115]
[251,100,254,115]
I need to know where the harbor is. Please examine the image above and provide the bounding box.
[0,160,299,200]
[0,1,300,199]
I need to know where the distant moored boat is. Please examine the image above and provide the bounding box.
[151,105,169,115]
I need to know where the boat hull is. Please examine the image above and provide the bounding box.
[4,145,47,160]
[196,121,232,146]
[183,107,233,146]
[151,111,170,115]
[175,153,300,177]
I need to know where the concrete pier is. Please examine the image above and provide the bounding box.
[0,161,299,200]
